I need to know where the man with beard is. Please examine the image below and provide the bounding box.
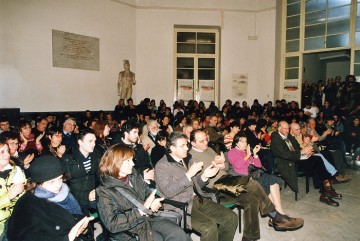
[141,119,159,154]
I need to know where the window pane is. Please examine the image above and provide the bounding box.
[286,40,300,52]
[197,44,215,54]
[327,19,350,35]
[197,33,215,43]
[354,51,360,63]
[286,27,300,40]
[305,24,325,38]
[357,18,360,31]
[177,69,194,79]
[287,3,300,16]
[286,56,299,68]
[285,68,299,80]
[328,5,351,21]
[305,10,326,25]
[177,58,194,68]
[177,44,196,53]
[305,36,325,50]
[198,58,215,68]
[287,0,300,4]
[328,0,351,9]
[356,32,360,45]
[326,34,349,48]
[198,69,215,80]
[305,0,326,13]
[354,64,360,77]
[177,32,196,43]
[287,15,300,28]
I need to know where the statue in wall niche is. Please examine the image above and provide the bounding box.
[118,60,136,100]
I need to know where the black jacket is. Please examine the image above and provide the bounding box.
[62,149,101,205]
[96,171,153,241]
[8,192,79,241]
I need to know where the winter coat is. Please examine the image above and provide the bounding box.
[96,171,153,241]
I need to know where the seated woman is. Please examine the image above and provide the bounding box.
[92,121,111,157]
[41,126,66,158]
[150,130,168,166]
[228,133,287,217]
[7,155,94,241]
[18,120,44,157]
[96,144,190,241]
[0,139,26,240]
[223,121,240,150]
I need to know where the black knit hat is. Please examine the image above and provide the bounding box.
[29,156,64,183]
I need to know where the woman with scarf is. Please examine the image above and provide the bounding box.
[7,155,93,241]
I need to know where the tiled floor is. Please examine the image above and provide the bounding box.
[191,165,360,241]
[95,164,360,241]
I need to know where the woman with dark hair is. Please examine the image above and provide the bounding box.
[174,114,187,132]
[228,133,296,223]
[159,116,173,135]
[223,121,240,150]
[92,121,111,157]
[18,120,44,156]
[150,131,168,166]
[7,156,93,241]
[0,139,26,240]
[96,144,190,241]
[41,126,66,158]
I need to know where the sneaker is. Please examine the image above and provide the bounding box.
[272,213,304,231]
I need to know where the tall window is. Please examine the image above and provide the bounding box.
[174,27,220,105]
[304,0,351,50]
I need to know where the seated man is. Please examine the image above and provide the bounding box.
[189,129,303,241]
[155,132,237,241]
[271,121,342,206]
[306,118,347,176]
[140,119,159,154]
[290,123,351,183]
[204,115,226,154]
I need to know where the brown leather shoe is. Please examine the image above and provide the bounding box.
[334,174,352,184]
[272,214,304,231]
[320,194,339,206]
[323,187,342,199]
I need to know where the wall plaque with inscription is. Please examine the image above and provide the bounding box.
[52,30,100,71]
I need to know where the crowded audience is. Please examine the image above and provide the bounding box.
[0,74,359,240]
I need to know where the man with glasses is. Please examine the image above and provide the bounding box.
[61,117,77,154]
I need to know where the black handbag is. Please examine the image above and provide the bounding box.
[248,164,265,180]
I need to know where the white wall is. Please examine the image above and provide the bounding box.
[0,0,136,112]
[0,0,277,112]
[135,3,277,106]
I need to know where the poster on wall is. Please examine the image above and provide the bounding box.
[177,79,194,101]
[283,79,300,101]
[199,80,215,101]
[52,30,100,71]
[232,73,248,98]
